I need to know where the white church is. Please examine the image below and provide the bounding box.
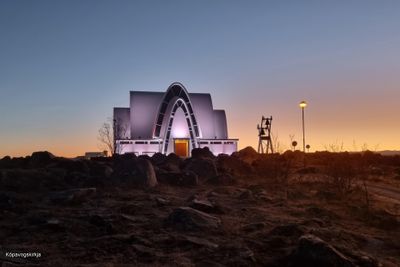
[113,82,238,157]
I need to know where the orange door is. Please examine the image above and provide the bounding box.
[174,139,189,157]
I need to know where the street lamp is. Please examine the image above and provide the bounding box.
[299,101,307,153]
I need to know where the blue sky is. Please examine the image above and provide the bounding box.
[1,0,400,156]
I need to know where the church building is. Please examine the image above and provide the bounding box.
[113,82,238,157]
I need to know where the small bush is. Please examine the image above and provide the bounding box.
[323,153,358,197]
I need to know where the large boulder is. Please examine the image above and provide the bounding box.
[216,154,253,176]
[0,156,12,169]
[191,147,215,159]
[30,151,56,167]
[48,158,90,175]
[114,157,158,187]
[1,156,30,169]
[150,152,167,166]
[88,162,113,178]
[184,158,218,182]
[232,146,259,164]
[287,234,355,267]
[158,153,183,172]
[164,207,221,231]
[134,158,158,187]
[112,153,138,177]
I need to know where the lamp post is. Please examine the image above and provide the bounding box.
[299,101,307,153]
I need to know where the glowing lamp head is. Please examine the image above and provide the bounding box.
[299,101,307,108]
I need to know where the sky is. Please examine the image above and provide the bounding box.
[1,0,400,157]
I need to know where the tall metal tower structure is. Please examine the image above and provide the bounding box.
[257,116,274,154]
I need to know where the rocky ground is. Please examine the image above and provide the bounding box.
[0,148,399,267]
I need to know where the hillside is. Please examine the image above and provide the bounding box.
[1,148,399,266]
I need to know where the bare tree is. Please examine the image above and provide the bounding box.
[98,120,114,156]
[98,118,129,156]
[271,133,281,154]
[361,142,369,152]
[114,120,128,154]
[324,139,344,152]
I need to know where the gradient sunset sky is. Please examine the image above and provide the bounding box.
[1,0,400,157]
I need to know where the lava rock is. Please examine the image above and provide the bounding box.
[150,152,167,166]
[164,207,221,231]
[134,158,158,187]
[89,214,113,234]
[155,197,170,206]
[0,156,12,169]
[112,153,138,177]
[89,162,113,178]
[191,147,215,159]
[216,154,253,176]
[157,171,198,186]
[1,169,52,191]
[159,153,183,172]
[207,173,235,185]
[269,223,305,238]
[232,146,259,164]
[184,158,218,181]
[48,187,96,204]
[30,151,55,167]
[189,198,219,214]
[287,234,355,267]
[48,158,90,175]
[240,222,266,232]
[0,192,13,209]
[179,235,219,249]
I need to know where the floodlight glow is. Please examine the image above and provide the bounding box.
[299,101,307,108]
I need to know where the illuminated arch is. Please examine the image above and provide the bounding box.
[161,99,198,153]
[153,83,201,153]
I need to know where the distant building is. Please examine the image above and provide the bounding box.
[113,82,238,157]
[85,151,108,159]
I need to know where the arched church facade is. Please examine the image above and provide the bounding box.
[113,82,238,157]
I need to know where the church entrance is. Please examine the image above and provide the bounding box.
[174,139,189,157]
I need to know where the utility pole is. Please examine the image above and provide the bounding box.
[299,101,307,153]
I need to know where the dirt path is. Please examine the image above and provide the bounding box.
[366,182,400,205]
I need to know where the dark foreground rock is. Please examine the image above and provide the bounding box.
[157,170,198,186]
[164,207,221,231]
[216,153,253,176]
[1,169,61,191]
[207,173,236,185]
[0,150,398,266]
[191,147,215,159]
[287,234,355,267]
[184,158,218,182]
[189,198,223,214]
[134,158,158,187]
[48,187,97,204]
[30,151,55,167]
[0,192,13,209]
[232,146,259,164]
[113,157,158,187]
